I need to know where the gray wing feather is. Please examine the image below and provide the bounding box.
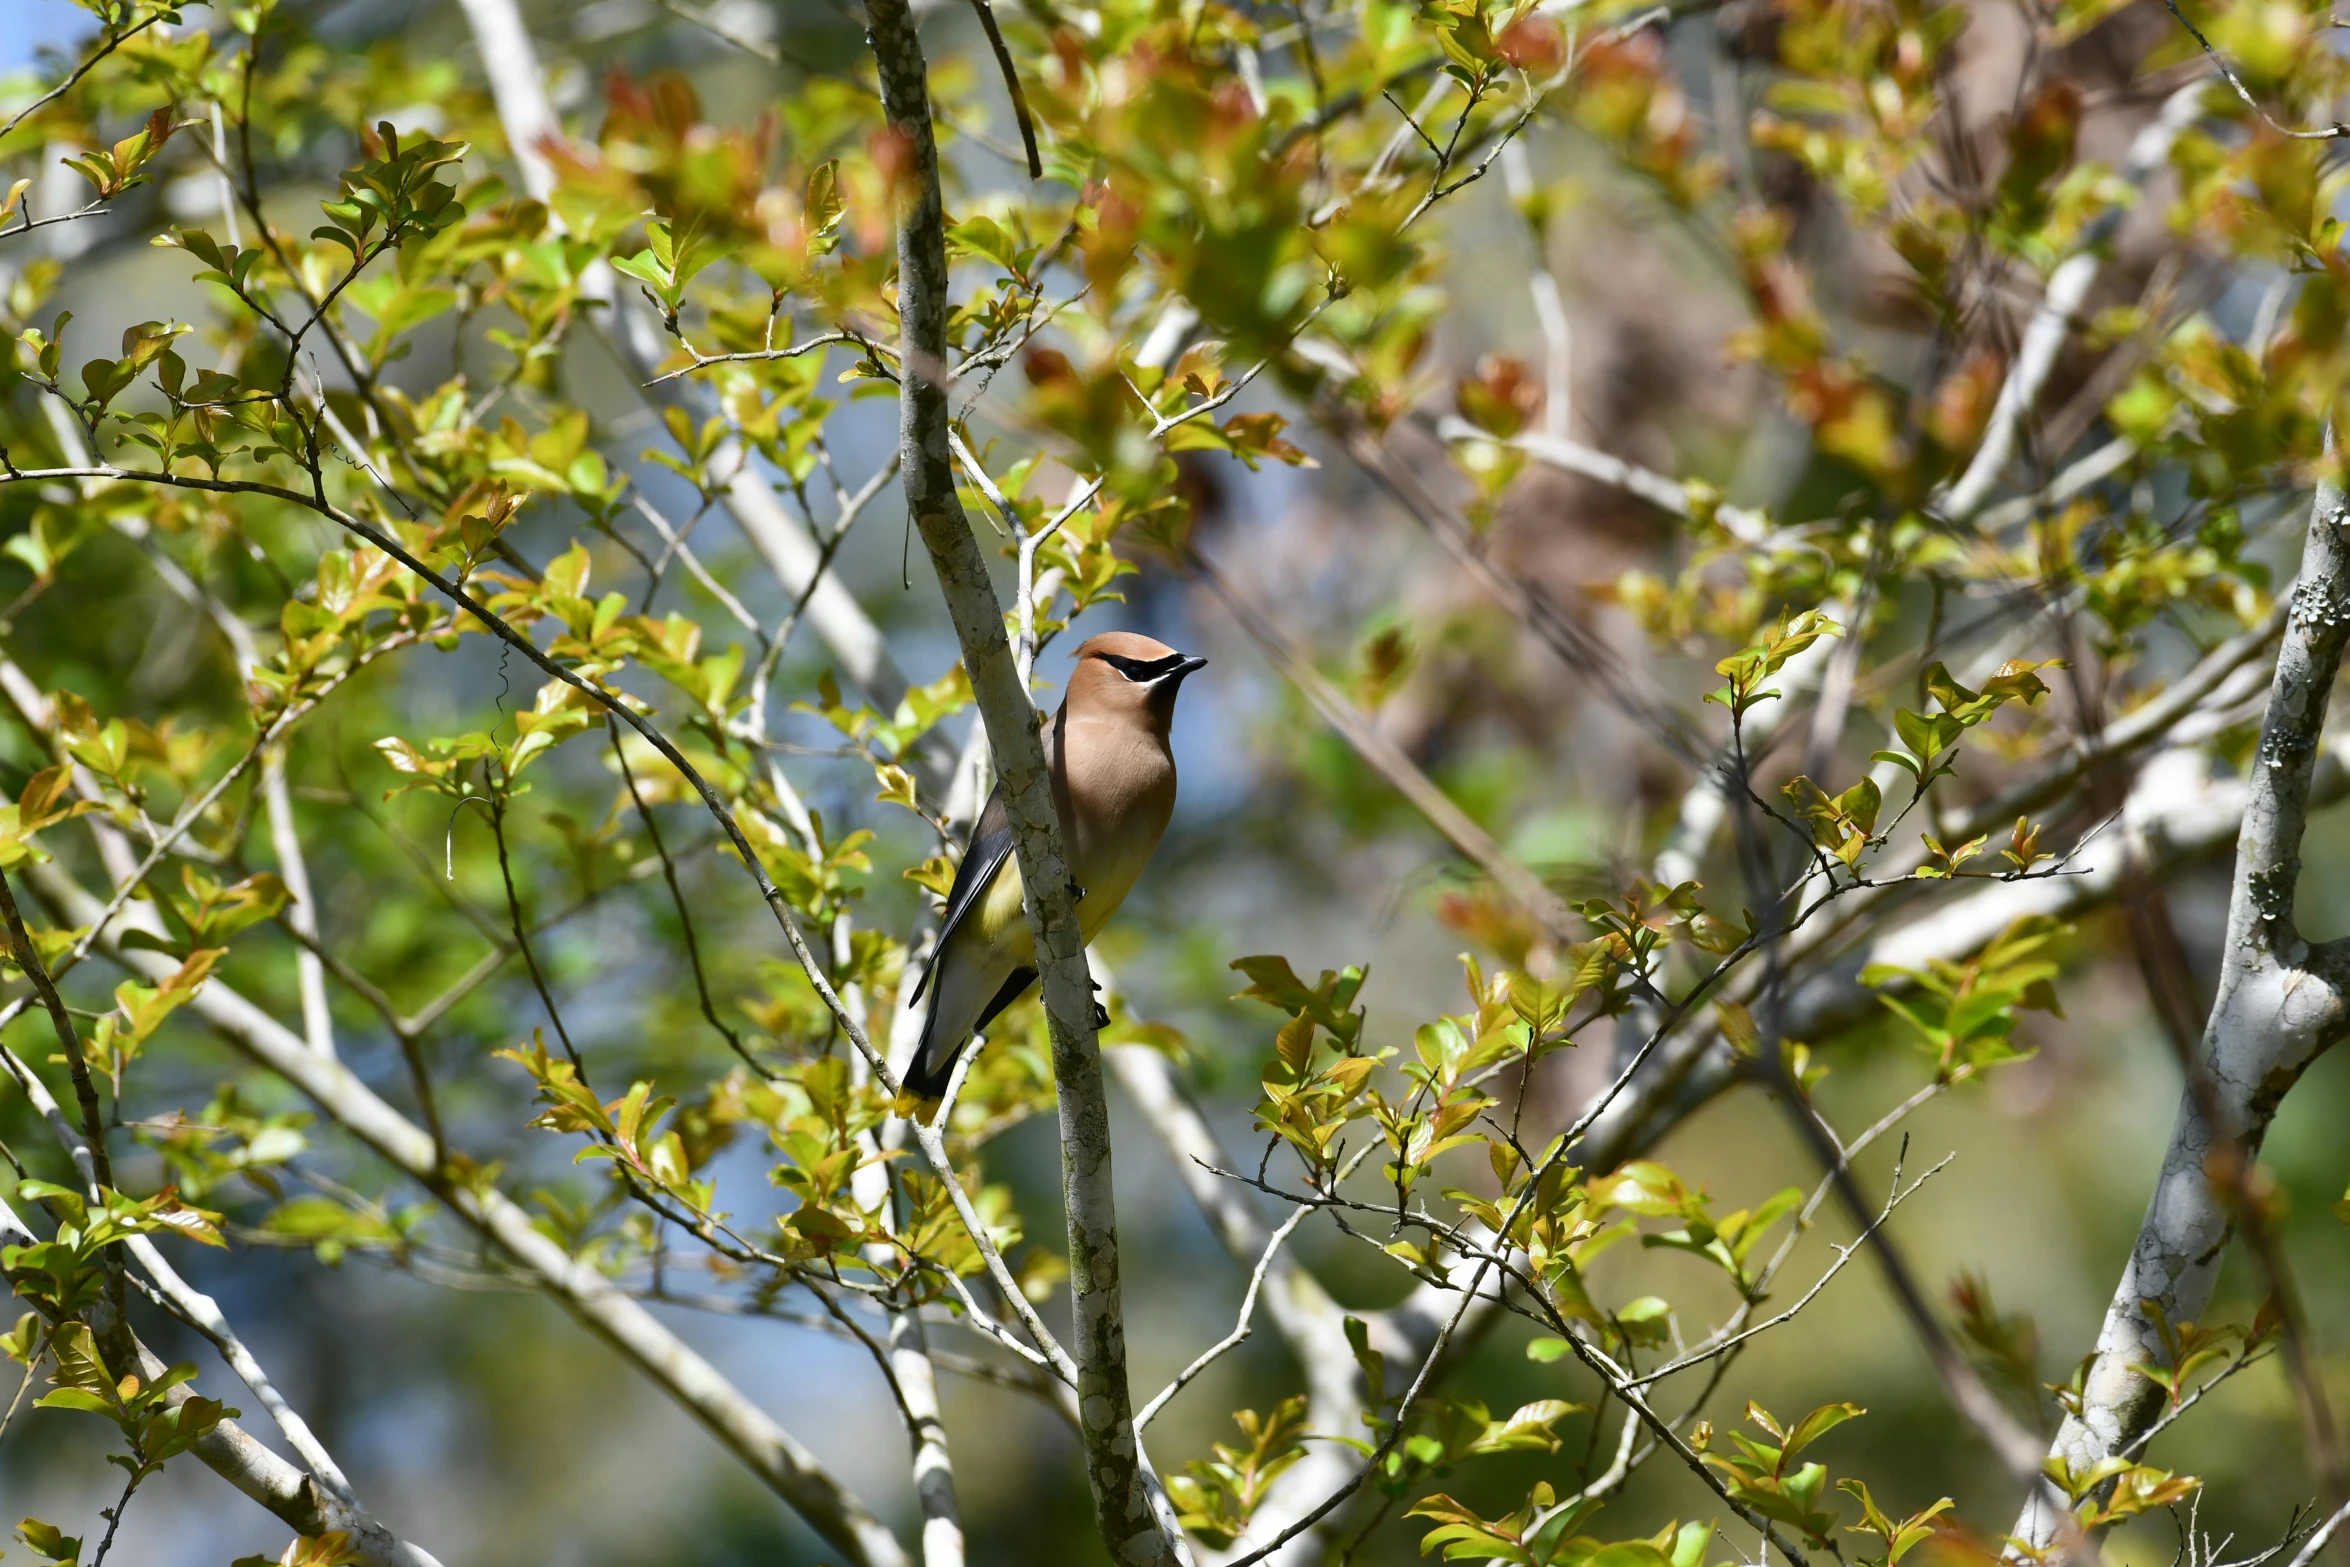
[909,784,1015,1004]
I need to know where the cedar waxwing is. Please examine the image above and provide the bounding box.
[903,632,1208,1097]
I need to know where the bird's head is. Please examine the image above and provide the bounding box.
[1067,631,1209,735]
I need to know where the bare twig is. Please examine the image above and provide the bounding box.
[2284,1501,2350,1567]
[643,331,863,385]
[0,10,171,147]
[1134,1206,1311,1433]
[608,717,773,1080]
[966,0,1044,177]
[1627,1151,1955,1388]
[2154,7,2341,140]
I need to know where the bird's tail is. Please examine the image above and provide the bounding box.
[901,965,1037,1100]
[902,1005,961,1100]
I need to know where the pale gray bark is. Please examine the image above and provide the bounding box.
[1604,81,2202,902]
[124,1235,356,1502]
[1106,631,2336,1561]
[2014,470,2350,1546]
[8,437,958,1562]
[861,1,1173,1556]
[413,17,970,1558]
[131,537,337,1059]
[837,899,967,1567]
[14,421,338,1071]
[2288,1500,2350,1567]
[1593,715,2347,1171]
[118,1329,440,1567]
[889,1308,965,1567]
[261,742,336,1057]
[1439,416,1771,543]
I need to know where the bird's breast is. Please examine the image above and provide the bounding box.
[1057,718,1178,939]
[963,823,1157,964]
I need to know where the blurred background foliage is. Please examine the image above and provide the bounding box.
[0,0,2347,1560]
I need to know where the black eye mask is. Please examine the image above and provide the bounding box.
[1096,652,1193,682]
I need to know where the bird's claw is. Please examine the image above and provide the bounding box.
[1092,1001,1111,1029]
[1067,878,1087,904]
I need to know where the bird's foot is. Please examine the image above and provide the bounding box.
[1067,878,1087,904]
[1092,1001,1111,1029]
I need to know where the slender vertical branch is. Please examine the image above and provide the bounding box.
[2063,626,2347,1509]
[863,1,1174,1557]
[487,789,585,1073]
[111,530,335,1059]
[889,1304,966,1567]
[1498,139,1570,441]
[263,742,337,1058]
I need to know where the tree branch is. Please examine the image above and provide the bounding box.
[1938,82,2205,522]
[1323,407,1709,767]
[25,859,912,1567]
[1587,694,2350,1196]
[1185,546,1579,945]
[0,990,436,1567]
[863,1,1175,1558]
[2011,464,2350,1547]
[1107,1043,1396,1566]
[120,528,339,1060]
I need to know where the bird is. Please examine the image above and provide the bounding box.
[901,630,1208,1098]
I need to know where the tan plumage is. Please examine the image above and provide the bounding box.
[903,632,1206,1096]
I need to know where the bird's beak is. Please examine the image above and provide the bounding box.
[1142,654,1207,706]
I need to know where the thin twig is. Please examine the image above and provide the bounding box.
[0,869,112,1192]
[2156,5,2341,139]
[1626,1152,1956,1388]
[1135,1205,1310,1432]
[608,716,775,1080]
[966,0,1044,177]
[0,11,170,147]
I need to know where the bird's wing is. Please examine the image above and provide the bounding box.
[909,781,1015,1004]
[974,967,1039,1036]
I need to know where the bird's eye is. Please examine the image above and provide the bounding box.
[1097,652,1189,682]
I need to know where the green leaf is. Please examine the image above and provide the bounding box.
[1784,1401,1865,1457]
[1586,1545,1674,1567]
[1467,1398,1581,1455]
[17,1516,82,1564]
